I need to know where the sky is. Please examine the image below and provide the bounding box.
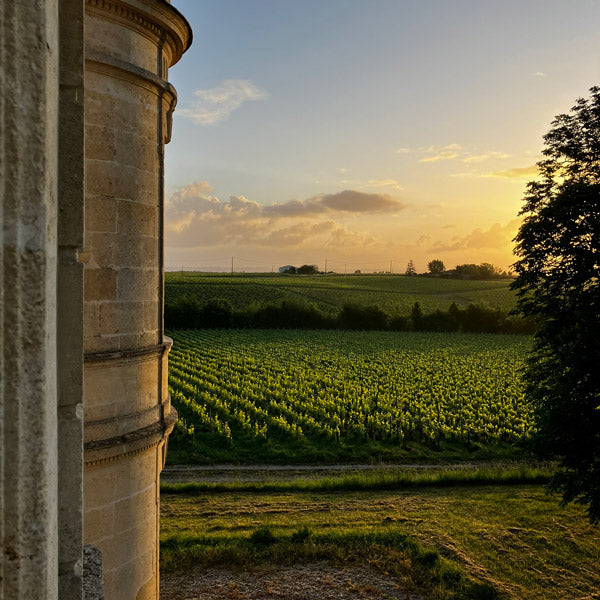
[164,0,600,273]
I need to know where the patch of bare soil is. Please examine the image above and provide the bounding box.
[160,562,421,600]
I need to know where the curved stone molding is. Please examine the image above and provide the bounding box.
[85,0,192,66]
[84,406,177,466]
[86,50,177,98]
[84,339,172,364]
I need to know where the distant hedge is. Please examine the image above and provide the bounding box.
[165,297,535,335]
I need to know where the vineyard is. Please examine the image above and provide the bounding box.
[167,329,533,463]
[165,272,516,314]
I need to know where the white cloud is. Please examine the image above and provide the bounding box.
[177,79,268,125]
[419,144,463,163]
[165,182,404,248]
[485,165,539,179]
[367,179,404,191]
[533,72,547,77]
[461,151,511,164]
[451,164,539,180]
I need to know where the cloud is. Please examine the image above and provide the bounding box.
[265,190,405,217]
[429,219,522,253]
[417,145,514,166]
[461,151,511,164]
[396,147,412,154]
[419,144,462,163]
[367,179,404,191]
[533,71,547,77]
[485,165,539,179]
[165,182,403,248]
[450,164,539,180]
[177,79,267,125]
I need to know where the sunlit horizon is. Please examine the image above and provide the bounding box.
[164,0,600,274]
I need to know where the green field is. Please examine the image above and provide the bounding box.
[161,475,600,600]
[167,329,532,464]
[165,272,516,314]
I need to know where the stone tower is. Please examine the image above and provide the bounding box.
[81,1,190,599]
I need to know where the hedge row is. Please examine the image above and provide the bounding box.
[165,297,535,335]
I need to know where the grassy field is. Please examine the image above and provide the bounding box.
[161,472,600,600]
[165,272,516,314]
[167,329,532,464]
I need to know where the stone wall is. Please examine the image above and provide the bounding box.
[1,1,84,598]
[1,1,191,598]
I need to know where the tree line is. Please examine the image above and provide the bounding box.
[165,296,535,335]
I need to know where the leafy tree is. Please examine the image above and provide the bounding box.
[405,259,416,276]
[512,86,600,523]
[410,301,424,331]
[427,259,445,274]
[297,264,319,274]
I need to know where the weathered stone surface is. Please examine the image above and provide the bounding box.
[0,1,61,598]
[83,545,104,600]
[82,1,190,599]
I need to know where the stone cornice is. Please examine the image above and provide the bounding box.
[84,406,178,466]
[85,0,192,66]
[84,338,172,364]
[86,49,177,100]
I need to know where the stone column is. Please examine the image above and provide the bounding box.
[81,2,191,599]
[58,0,86,597]
[0,1,60,598]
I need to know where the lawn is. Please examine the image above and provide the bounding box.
[161,475,600,600]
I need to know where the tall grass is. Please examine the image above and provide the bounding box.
[161,464,552,496]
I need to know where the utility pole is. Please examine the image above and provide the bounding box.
[231,256,234,275]
[344,263,347,275]
[324,259,328,274]
[390,260,393,275]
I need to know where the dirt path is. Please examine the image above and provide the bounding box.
[161,562,421,600]
[162,461,493,484]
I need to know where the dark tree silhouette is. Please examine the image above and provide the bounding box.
[512,86,600,523]
[297,264,319,274]
[427,259,445,274]
[405,259,416,276]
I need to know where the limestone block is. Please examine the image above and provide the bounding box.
[114,129,159,171]
[85,196,117,234]
[82,504,115,547]
[84,268,117,302]
[117,267,159,302]
[117,200,158,238]
[85,123,116,161]
[88,232,116,269]
[144,301,160,334]
[115,236,157,269]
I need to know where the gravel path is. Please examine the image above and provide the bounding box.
[161,562,421,600]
